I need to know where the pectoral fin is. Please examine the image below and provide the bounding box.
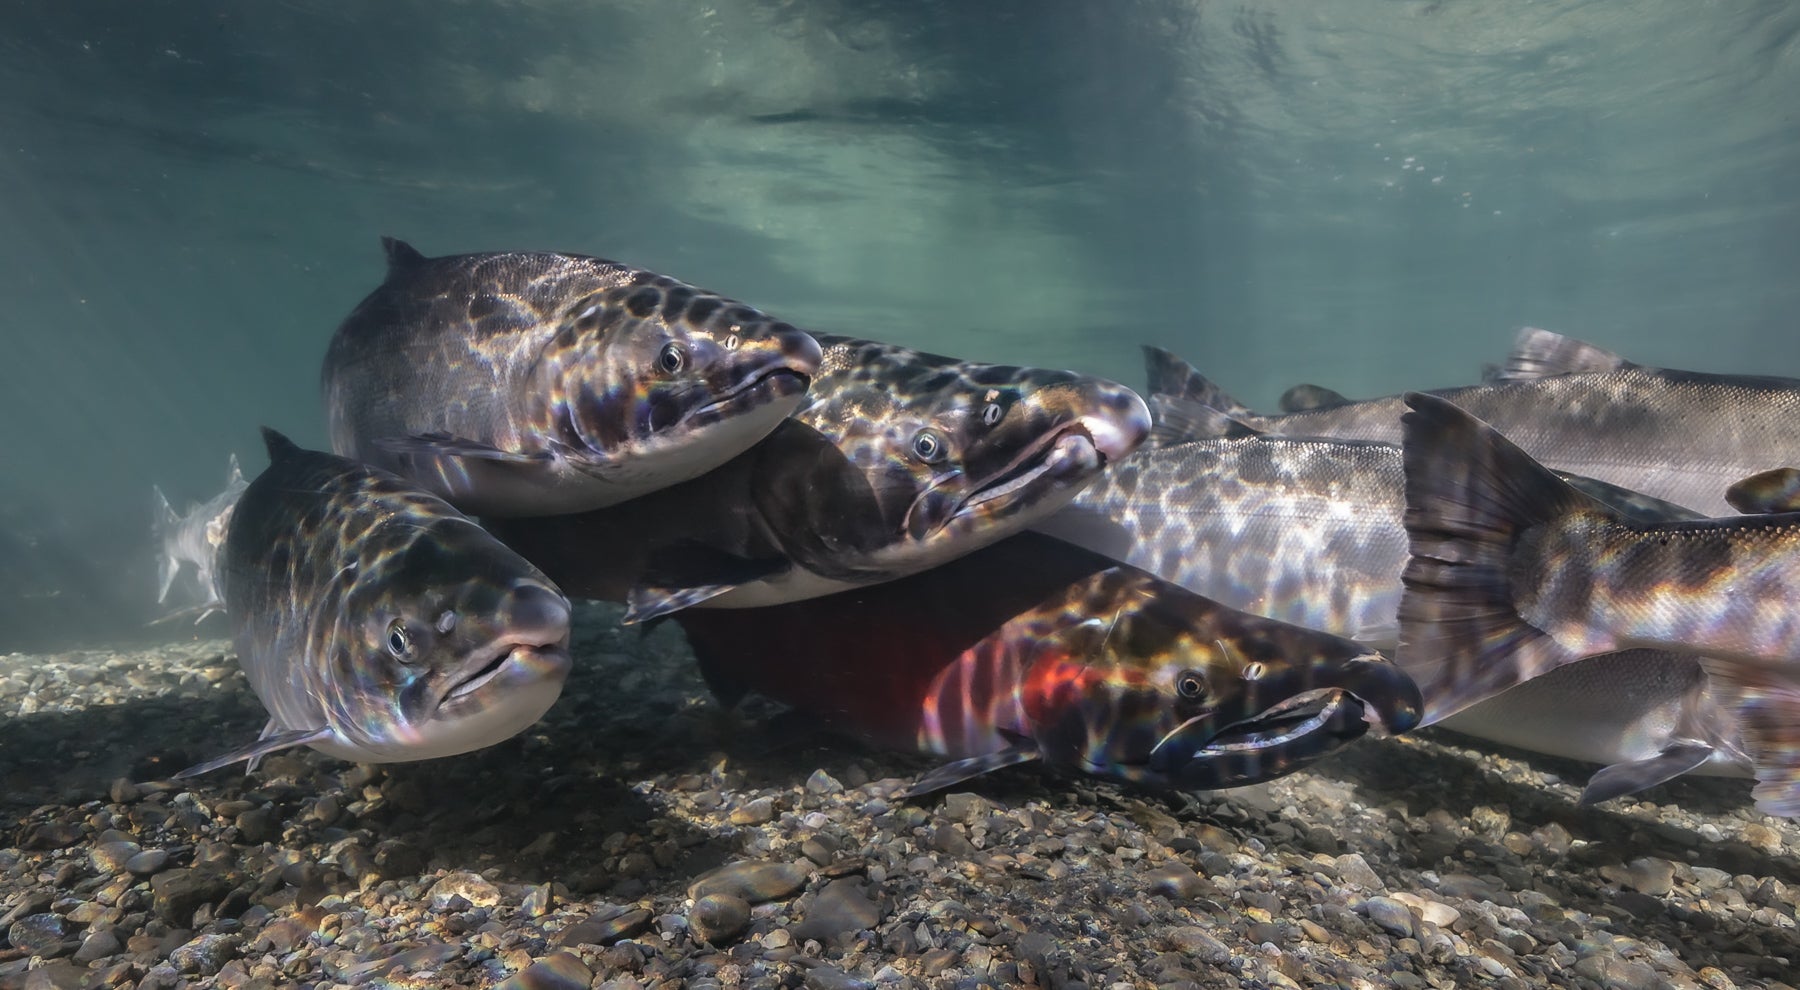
[372,433,551,463]
[174,723,335,780]
[622,545,792,624]
[1578,741,1715,805]
[902,742,1042,798]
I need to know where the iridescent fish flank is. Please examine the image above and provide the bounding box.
[488,334,1150,622]
[176,429,573,778]
[675,534,1421,796]
[151,453,247,622]
[323,238,822,516]
[1146,329,1800,515]
[1399,393,1800,816]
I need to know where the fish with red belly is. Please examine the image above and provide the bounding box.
[675,533,1422,794]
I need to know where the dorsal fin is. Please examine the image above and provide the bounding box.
[1140,346,1257,419]
[1491,327,1635,381]
[226,453,245,487]
[381,236,428,274]
[1279,383,1351,412]
[1726,468,1800,514]
[260,427,302,463]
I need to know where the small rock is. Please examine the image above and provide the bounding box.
[494,951,594,990]
[940,792,987,823]
[689,894,751,944]
[793,879,884,943]
[7,913,70,957]
[1145,862,1209,900]
[427,871,501,911]
[729,797,776,825]
[1574,954,1659,990]
[149,868,233,926]
[1333,853,1385,892]
[1602,857,1675,896]
[801,962,872,990]
[1389,892,1459,928]
[234,808,277,845]
[801,835,839,866]
[125,849,170,876]
[88,840,140,875]
[167,933,239,976]
[688,861,808,903]
[1360,896,1416,938]
[1742,823,1783,854]
[805,769,844,795]
[556,908,651,947]
[1164,926,1232,965]
[1531,822,1573,856]
[72,929,122,964]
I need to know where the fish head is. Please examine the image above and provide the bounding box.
[1019,571,1422,790]
[535,274,822,485]
[770,339,1151,579]
[318,511,573,763]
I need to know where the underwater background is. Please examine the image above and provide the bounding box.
[1,0,1797,651]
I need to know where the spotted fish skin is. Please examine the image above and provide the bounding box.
[180,429,573,777]
[323,238,822,517]
[489,334,1150,621]
[1149,332,1800,516]
[1038,427,1754,798]
[675,533,1420,795]
[1400,393,1800,815]
[152,454,247,619]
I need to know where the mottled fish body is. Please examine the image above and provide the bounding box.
[1151,330,1800,515]
[490,333,1150,622]
[178,430,573,778]
[1400,393,1800,815]
[152,454,248,620]
[676,533,1421,795]
[323,238,823,516]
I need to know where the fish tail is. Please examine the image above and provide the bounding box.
[1397,392,1597,724]
[152,485,179,604]
[1699,657,1800,818]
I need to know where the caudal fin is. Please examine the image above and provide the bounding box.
[1397,392,1601,724]
[1699,657,1800,818]
[152,486,180,604]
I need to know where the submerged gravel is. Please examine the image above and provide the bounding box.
[1,603,1797,989]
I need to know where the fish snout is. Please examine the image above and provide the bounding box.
[1072,383,1152,465]
[503,580,573,652]
[1314,653,1423,735]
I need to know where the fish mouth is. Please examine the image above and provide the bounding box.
[443,640,572,707]
[958,425,1104,517]
[1141,689,1371,789]
[680,367,810,424]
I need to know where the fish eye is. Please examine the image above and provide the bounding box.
[385,619,415,662]
[981,401,1004,427]
[911,429,947,464]
[1175,669,1207,700]
[657,342,687,375]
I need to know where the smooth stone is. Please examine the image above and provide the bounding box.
[72,929,122,964]
[149,869,233,926]
[1146,863,1209,900]
[689,894,751,944]
[18,961,85,990]
[728,797,776,825]
[556,908,652,947]
[1163,926,1232,965]
[793,879,884,943]
[125,849,170,876]
[1361,896,1416,938]
[493,951,594,990]
[427,871,501,911]
[805,770,844,795]
[688,861,809,904]
[1602,857,1675,896]
[1741,823,1783,854]
[88,841,140,875]
[168,933,239,976]
[1333,853,1385,892]
[6,913,70,957]
[1390,892,1459,928]
[235,808,278,845]
[801,962,873,990]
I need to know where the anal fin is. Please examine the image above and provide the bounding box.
[901,744,1041,798]
[1578,741,1715,805]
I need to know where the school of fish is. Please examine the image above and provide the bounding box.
[143,240,1799,821]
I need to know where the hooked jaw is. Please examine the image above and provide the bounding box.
[409,580,573,761]
[1139,654,1423,790]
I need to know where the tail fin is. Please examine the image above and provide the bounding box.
[1489,328,1635,382]
[1397,392,1602,724]
[1699,657,1800,818]
[152,486,181,604]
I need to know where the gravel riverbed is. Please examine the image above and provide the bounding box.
[2,603,1796,990]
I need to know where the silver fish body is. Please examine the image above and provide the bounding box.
[179,429,573,777]
[1399,393,1800,814]
[1037,429,1755,800]
[323,238,822,516]
[151,454,247,618]
[490,333,1151,622]
[1151,334,1800,516]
